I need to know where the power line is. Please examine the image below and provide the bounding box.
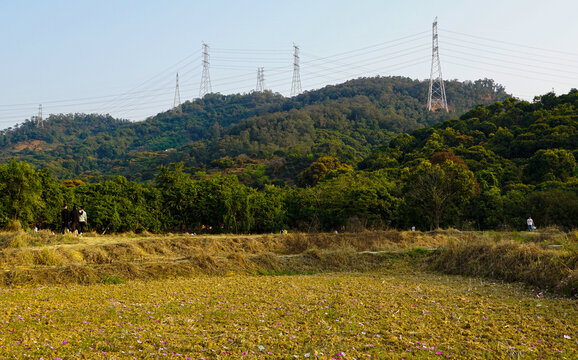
[445,60,578,88]
[101,52,201,115]
[442,40,578,70]
[440,28,578,57]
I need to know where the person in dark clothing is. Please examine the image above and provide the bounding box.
[71,205,80,234]
[61,205,70,234]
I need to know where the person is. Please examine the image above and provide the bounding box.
[527,217,534,232]
[61,205,70,234]
[71,205,80,234]
[78,206,87,235]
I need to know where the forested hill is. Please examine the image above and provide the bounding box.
[0,76,508,181]
[2,87,578,233]
[358,90,578,229]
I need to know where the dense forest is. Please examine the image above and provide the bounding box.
[1,86,577,233]
[0,76,508,183]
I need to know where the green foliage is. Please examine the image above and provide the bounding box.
[74,176,162,233]
[288,171,400,231]
[527,189,578,230]
[298,156,353,186]
[0,76,510,183]
[1,86,578,232]
[524,148,576,183]
[403,160,477,230]
[0,159,43,228]
[101,274,125,284]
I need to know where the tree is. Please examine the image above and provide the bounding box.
[528,189,578,230]
[37,168,69,229]
[155,162,196,230]
[523,149,577,183]
[288,172,399,231]
[0,159,42,228]
[298,156,353,186]
[404,160,477,229]
[74,176,162,233]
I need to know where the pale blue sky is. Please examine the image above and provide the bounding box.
[1,0,577,130]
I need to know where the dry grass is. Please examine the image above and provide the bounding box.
[428,234,578,297]
[0,273,576,359]
[0,230,449,269]
[0,229,576,296]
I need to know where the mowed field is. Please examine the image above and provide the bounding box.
[0,231,577,359]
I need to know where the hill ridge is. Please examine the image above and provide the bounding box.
[0,76,509,182]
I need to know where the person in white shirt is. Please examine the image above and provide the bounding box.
[78,206,87,234]
[527,217,534,232]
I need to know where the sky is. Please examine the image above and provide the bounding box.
[1,0,578,130]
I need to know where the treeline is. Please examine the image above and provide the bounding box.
[0,77,509,182]
[1,154,574,234]
[0,158,473,233]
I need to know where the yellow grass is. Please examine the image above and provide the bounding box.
[0,272,576,359]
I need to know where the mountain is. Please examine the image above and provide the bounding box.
[0,76,509,182]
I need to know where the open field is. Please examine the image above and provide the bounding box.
[1,271,576,359]
[0,230,576,359]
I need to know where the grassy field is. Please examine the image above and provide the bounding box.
[0,230,577,359]
[1,272,576,359]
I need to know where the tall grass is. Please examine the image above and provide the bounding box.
[428,232,578,297]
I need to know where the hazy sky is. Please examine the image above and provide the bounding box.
[1,0,577,130]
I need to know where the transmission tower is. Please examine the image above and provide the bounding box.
[199,42,212,97]
[290,44,302,97]
[256,67,265,92]
[427,17,448,111]
[36,104,43,127]
[173,72,182,109]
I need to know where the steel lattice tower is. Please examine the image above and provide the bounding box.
[199,42,212,97]
[256,67,265,92]
[173,72,181,109]
[427,17,448,111]
[290,44,302,97]
[36,104,43,127]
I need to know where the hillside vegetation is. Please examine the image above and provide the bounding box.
[1,90,578,233]
[0,77,508,182]
[1,77,578,233]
